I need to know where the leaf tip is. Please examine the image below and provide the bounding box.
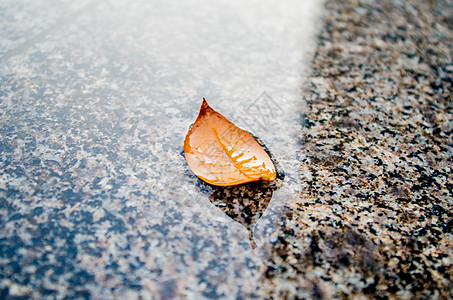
[201,98,210,110]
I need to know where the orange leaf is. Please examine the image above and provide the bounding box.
[184,98,276,186]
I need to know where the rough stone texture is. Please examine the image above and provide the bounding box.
[262,0,452,299]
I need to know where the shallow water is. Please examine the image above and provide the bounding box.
[0,0,325,298]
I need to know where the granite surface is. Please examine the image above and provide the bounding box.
[0,0,324,299]
[261,0,453,299]
[0,0,94,59]
[1,0,452,299]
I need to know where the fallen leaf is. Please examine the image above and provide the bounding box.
[184,98,276,186]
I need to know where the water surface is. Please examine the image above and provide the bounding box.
[0,0,325,298]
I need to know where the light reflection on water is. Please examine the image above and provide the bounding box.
[141,0,326,295]
[0,0,325,297]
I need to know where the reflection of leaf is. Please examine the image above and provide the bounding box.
[209,181,274,249]
[203,138,284,249]
[184,99,276,186]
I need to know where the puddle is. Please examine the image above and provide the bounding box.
[0,0,325,298]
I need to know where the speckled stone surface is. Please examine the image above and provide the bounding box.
[261,0,453,299]
[1,0,452,299]
[0,0,324,299]
[0,0,93,57]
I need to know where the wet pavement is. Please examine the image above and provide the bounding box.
[2,0,452,299]
[1,0,325,298]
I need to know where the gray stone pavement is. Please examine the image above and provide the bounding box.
[0,0,324,298]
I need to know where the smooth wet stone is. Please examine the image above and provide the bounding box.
[0,0,324,298]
